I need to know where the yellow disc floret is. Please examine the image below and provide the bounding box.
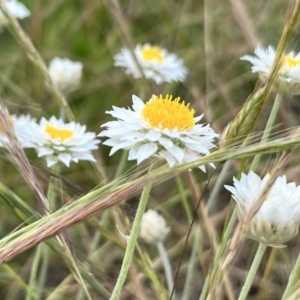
[142,95,195,131]
[141,46,164,63]
[45,124,74,141]
[283,56,300,68]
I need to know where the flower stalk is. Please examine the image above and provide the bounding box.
[238,243,267,300]
[110,162,155,300]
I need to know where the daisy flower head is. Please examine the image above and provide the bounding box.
[0,0,30,28]
[114,44,187,84]
[48,57,83,93]
[225,171,300,248]
[139,209,170,244]
[99,94,218,171]
[241,45,300,95]
[27,116,100,168]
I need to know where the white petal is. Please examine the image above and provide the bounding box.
[158,137,173,148]
[166,145,184,163]
[58,153,72,167]
[136,143,158,164]
[38,147,53,157]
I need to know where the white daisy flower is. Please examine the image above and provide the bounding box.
[48,57,83,93]
[27,116,100,167]
[224,171,300,248]
[0,0,30,28]
[114,44,187,84]
[140,209,170,244]
[99,94,218,171]
[241,45,300,95]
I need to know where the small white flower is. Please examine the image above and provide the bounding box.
[140,209,170,244]
[26,116,100,167]
[241,45,300,95]
[224,171,300,248]
[0,0,30,28]
[99,94,218,171]
[48,57,83,93]
[114,44,187,84]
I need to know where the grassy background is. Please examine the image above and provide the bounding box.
[0,0,300,299]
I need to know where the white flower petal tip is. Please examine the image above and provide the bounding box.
[225,171,300,247]
[48,57,83,93]
[139,209,170,244]
[0,113,37,148]
[99,94,218,169]
[26,116,100,168]
[114,44,187,84]
[0,0,30,28]
[241,44,300,95]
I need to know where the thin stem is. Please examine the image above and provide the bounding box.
[135,245,168,299]
[199,209,237,300]
[2,263,29,293]
[157,241,175,298]
[182,228,201,300]
[282,249,300,299]
[206,161,232,213]
[75,211,111,300]
[26,246,42,300]
[175,175,193,222]
[114,150,128,178]
[251,93,283,170]
[238,243,267,300]
[46,165,92,300]
[110,162,155,300]
[36,244,50,300]
[47,165,59,210]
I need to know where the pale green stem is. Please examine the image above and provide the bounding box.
[206,160,231,213]
[36,244,50,300]
[75,210,111,300]
[34,170,59,299]
[110,162,155,300]
[282,249,300,299]
[2,264,30,293]
[182,228,201,300]
[238,243,267,300]
[157,241,175,299]
[199,209,237,300]
[26,245,42,300]
[46,165,92,300]
[251,93,283,170]
[47,166,59,210]
[175,175,193,222]
[77,150,128,299]
[114,150,128,178]
[135,245,168,299]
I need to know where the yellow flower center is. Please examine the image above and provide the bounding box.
[45,124,74,141]
[283,56,300,68]
[141,46,164,63]
[141,95,195,131]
